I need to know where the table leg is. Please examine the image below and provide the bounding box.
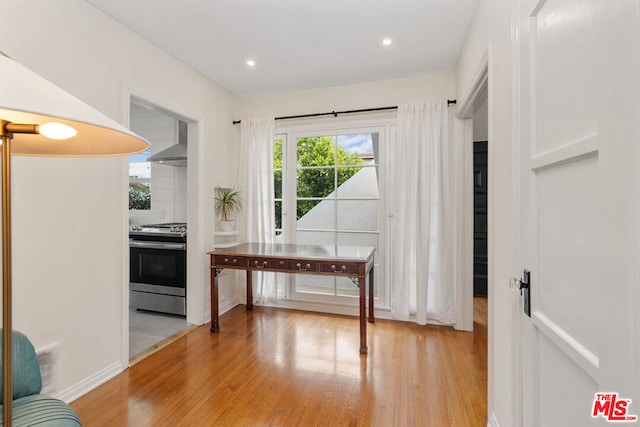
[359,274,368,354]
[246,269,253,310]
[368,266,375,323]
[210,267,220,333]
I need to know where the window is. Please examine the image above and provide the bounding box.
[274,124,387,308]
[129,149,151,210]
[274,136,284,236]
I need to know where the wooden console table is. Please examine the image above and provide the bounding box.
[208,243,375,354]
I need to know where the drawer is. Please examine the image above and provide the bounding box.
[281,260,317,272]
[248,258,317,272]
[318,262,361,275]
[213,254,246,267]
[248,257,277,270]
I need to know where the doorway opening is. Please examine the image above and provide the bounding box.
[471,90,489,420]
[127,97,194,362]
[472,97,488,297]
[469,87,490,425]
[457,55,489,421]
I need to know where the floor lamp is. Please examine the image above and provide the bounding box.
[0,53,149,426]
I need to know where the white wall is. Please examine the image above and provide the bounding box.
[2,0,236,399]
[473,97,489,142]
[236,73,455,120]
[455,0,517,425]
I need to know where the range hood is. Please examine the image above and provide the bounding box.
[147,120,187,167]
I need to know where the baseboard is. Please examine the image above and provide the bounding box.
[54,361,124,404]
[255,298,392,321]
[219,297,238,316]
[487,411,499,427]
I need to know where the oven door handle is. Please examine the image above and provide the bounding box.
[130,241,186,250]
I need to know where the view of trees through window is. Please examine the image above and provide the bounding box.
[129,182,151,210]
[129,149,152,210]
[295,137,364,219]
[274,136,366,231]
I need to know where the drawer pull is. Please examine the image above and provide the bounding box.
[280,261,285,266]
[296,262,311,271]
[254,260,268,268]
[330,264,348,273]
[224,258,229,263]
[232,258,237,264]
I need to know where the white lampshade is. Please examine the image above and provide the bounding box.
[0,53,149,156]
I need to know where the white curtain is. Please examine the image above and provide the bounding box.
[390,101,463,326]
[238,117,277,303]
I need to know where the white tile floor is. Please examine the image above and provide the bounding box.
[129,308,189,359]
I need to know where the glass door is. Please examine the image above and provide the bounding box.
[275,127,383,305]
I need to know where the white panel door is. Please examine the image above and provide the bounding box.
[516,0,638,425]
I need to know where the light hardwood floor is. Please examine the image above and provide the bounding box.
[72,298,487,426]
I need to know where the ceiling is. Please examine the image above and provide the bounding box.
[85,0,478,97]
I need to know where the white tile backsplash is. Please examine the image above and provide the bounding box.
[130,103,187,225]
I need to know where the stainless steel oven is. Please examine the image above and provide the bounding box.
[129,223,187,316]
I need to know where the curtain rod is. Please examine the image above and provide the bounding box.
[232,99,457,125]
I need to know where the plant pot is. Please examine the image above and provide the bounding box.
[219,220,236,231]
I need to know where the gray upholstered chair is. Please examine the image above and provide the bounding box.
[0,331,81,426]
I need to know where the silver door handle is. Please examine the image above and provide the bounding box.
[509,270,531,317]
[130,241,186,250]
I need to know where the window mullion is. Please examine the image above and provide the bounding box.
[286,133,297,243]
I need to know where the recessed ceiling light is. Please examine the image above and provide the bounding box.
[246,60,256,67]
[382,38,392,46]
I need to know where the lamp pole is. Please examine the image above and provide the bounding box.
[1,121,13,427]
[0,121,38,427]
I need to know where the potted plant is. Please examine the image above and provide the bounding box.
[215,186,241,231]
